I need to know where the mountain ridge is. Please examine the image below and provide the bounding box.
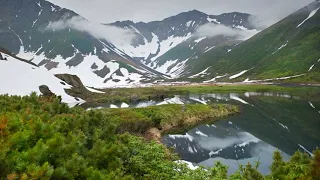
[0,0,165,88]
[109,10,256,78]
[1,0,318,89]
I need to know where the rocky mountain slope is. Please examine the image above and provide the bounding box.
[1,0,318,89]
[186,0,320,83]
[0,0,161,88]
[111,11,257,78]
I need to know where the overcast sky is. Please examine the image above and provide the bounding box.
[48,0,313,24]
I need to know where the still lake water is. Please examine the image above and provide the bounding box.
[84,92,320,174]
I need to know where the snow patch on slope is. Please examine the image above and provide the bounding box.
[189,67,210,78]
[207,17,220,24]
[233,25,260,40]
[308,59,320,71]
[167,59,189,78]
[203,74,228,83]
[154,59,178,74]
[229,69,252,79]
[150,33,192,61]
[194,37,206,43]
[298,144,314,156]
[117,33,159,60]
[85,86,105,93]
[272,42,288,54]
[243,74,305,83]
[204,46,215,53]
[297,8,320,28]
[186,21,193,27]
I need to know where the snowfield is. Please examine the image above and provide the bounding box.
[25,51,146,88]
[150,33,192,62]
[115,33,159,60]
[0,55,84,106]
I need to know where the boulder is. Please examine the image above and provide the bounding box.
[39,85,55,97]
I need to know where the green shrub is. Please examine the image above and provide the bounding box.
[0,94,319,179]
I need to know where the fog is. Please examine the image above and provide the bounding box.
[195,24,259,40]
[45,16,137,45]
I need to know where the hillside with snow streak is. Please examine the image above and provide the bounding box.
[188,0,320,83]
[110,11,255,78]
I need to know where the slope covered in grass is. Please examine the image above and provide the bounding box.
[189,0,320,83]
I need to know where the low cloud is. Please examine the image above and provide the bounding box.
[45,16,136,45]
[248,0,315,29]
[195,23,259,40]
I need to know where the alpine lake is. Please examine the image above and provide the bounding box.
[82,89,320,174]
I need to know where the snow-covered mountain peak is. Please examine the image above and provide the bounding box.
[109,10,255,78]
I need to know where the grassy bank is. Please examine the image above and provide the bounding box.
[102,104,239,140]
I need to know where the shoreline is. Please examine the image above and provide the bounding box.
[56,74,320,104]
[92,81,320,90]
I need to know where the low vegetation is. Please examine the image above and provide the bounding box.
[110,103,239,138]
[0,94,319,179]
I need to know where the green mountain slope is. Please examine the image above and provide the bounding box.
[187,0,320,83]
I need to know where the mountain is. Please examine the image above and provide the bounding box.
[2,0,317,88]
[0,0,161,88]
[186,0,320,83]
[110,10,257,78]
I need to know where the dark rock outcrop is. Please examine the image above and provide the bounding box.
[66,53,84,67]
[39,85,55,97]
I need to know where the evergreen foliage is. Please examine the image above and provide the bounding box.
[0,94,319,179]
